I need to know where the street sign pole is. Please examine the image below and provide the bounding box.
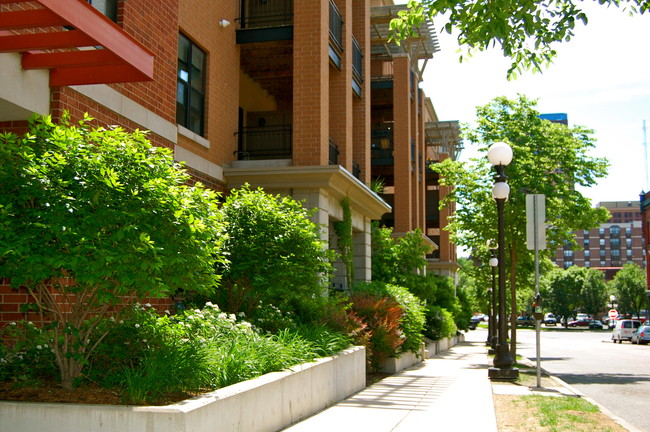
[526,194,546,389]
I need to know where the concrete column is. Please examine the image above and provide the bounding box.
[353,218,372,282]
[293,0,330,166]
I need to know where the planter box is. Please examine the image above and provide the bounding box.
[0,346,366,432]
[381,333,464,374]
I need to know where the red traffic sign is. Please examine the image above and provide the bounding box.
[608,309,619,320]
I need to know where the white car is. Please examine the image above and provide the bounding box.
[543,313,557,326]
[612,319,642,343]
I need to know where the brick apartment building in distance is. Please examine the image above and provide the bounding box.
[553,201,645,280]
[0,0,460,322]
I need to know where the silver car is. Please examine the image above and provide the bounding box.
[631,325,650,345]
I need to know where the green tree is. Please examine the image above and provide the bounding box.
[0,115,224,389]
[371,223,429,286]
[215,185,333,324]
[543,266,585,327]
[582,268,608,318]
[390,0,648,77]
[433,95,610,350]
[610,262,647,319]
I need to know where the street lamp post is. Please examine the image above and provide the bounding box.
[488,252,498,354]
[487,142,519,381]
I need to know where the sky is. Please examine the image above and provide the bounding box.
[415,1,650,205]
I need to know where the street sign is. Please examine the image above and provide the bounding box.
[526,194,546,250]
[608,309,619,320]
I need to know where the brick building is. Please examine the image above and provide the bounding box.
[0,0,460,322]
[553,201,645,280]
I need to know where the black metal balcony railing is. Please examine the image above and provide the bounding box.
[352,35,363,84]
[371,129,394,166]
[235,125,292,160]
[329,0,343,54]
[239,0,293,29]
[352,160,361,179]
[329,138,339,165]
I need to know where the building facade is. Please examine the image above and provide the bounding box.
[553,201,645,280]
[0,0,460,321]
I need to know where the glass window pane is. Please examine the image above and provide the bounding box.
[178,35,190,63]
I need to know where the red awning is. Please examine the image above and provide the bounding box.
[0,0,154,86]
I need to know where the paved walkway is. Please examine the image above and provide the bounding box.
[283,331,497,432]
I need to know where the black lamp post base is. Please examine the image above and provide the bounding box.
[488,367,519,381]
[488,348,496,355]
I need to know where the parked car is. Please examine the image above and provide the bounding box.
[588,319,604,330]
[516,315,534,327]
[567,318,591,327]
[543,313,557,326]
[468,315,482,330]
[612,319,642,343]
[631,325,650,345]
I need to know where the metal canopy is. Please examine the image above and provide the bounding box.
[370,5,440,62]
[0,0,154,86]
[425,120,463,160]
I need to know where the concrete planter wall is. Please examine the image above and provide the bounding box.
[381,333,463,374]
[0,346,366,432]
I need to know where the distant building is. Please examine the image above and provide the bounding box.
[640,192,650,289]
[539,113,568,125]
[553,201,644,280]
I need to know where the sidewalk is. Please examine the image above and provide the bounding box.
[283,330,497,432]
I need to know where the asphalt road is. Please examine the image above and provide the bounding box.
[515,327,650,432]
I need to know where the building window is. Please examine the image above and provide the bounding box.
[599,228,605,236]
[583,238,590,247]
[610,225,621,236]
[563,249,574,258]
[626,227,632,237]
[627,249,633,259]
[584,250,590,258]
[611,238,620,248]
[87,0,118,22]
[599,238,606,246]
[612,249,621,258]
[585,261,591,268]
[626,238,632,247]
[600,249,606,258]
[177,34,206,136]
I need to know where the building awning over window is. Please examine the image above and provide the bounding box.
[0,0,154,86]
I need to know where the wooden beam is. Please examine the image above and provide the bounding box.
[0,9,67,30]
[50,64,150,87]
[22,50,121,69]
[0,31,95,52]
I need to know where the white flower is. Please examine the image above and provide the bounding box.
[144,303,152,308]
[142,339,147,343]
[135,323,140,328]
[237,312,246,318]
[36,345,42,350]
[9,322,16,326]
[164,310,171,315]
[119,320,124,324]
[228,314,236,322]
[218,313,227,320]
[109,316,116,322]
[205,301,214,307]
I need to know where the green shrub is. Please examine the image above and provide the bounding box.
[355,281,426,354]
[424,306,457,340]
[348,292,404,371]
[0,321,58,386]
[215,185,333,325]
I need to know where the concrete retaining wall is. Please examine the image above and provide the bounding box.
[0,346,366,432]
[381,333,464,374]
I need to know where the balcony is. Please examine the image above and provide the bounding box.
[237,0,293,43]
[328,0,343,68]
[371,128,393,166]
[235,125,292,161]
[352,36,363,96]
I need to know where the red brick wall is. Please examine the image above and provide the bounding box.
[0,279,176,328]
[293,0,330,166]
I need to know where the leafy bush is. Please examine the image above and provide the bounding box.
[0,114,224,389]
[424,306,458,340]
[355,281,426,354]
[214,186,333,326]
[0,321,58,386]
[348,293,404,371]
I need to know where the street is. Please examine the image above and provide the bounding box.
[515,327,650,432]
